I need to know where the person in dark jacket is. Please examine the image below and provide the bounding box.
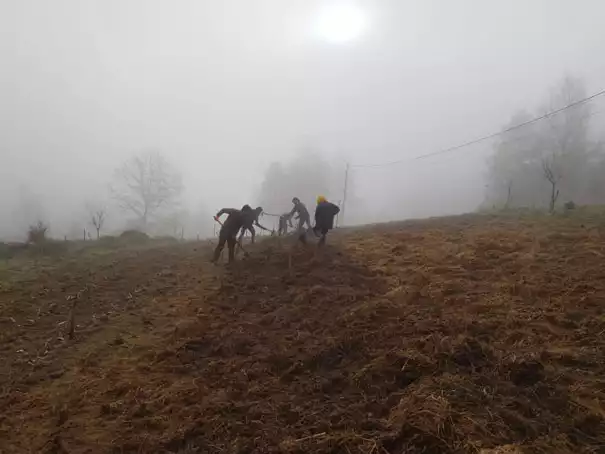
[239,206,270,244]
[212,205,252,263]
[313,195,340,246]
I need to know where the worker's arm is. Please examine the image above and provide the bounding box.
[254,220,270,231]
[216,208,237,218]
[331,203,341,215]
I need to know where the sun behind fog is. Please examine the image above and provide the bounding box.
[314,2,367,44]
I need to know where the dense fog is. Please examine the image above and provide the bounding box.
[2,0,605,241]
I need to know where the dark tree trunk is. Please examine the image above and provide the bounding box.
[549,182,560,213]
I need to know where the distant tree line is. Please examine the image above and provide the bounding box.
[258,150,339,214]
[256,148,364,226]
[483,76,604,212]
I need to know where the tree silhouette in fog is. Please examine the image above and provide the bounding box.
[484,76,603,210]
[257,149,340,215]
[111,150,183,230]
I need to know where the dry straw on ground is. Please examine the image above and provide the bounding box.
[1,213,605,453]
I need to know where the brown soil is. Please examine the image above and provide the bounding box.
[2,214,605,453]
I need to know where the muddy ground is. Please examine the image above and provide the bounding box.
[2,213,605,453]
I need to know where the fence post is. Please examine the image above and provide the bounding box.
[340,162,350,227]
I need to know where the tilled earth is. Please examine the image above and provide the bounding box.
[2,214,605,453]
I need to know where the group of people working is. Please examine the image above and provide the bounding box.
[212,196,341,264]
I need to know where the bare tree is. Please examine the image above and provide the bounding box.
[541,76,592,203]
[542,156,561,213]
[90,208,106,239]
[484,111,534,209]
[111,150,183,229]
[483,76,600,209]
[27,220,49,244]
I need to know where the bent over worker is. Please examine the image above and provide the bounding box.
[290,197,312,244]
[314,195,340,247]
[239,206,271,244]
[212,205,252,264]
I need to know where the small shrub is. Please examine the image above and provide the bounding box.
[564,200,576,210]
[119,230,150,244]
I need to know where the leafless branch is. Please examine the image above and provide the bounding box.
[111,150,183,228]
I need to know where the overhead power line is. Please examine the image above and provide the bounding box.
[352,88,605,169]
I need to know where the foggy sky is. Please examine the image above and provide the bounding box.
[2,0,605,238]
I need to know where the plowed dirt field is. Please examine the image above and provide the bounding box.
[2,214,605,453]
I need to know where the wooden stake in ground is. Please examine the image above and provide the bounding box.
[288,235,301,276]
[68,299,78,340]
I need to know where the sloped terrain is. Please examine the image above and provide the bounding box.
[2,214,605,453]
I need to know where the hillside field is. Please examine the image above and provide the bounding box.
[2,212,605,453]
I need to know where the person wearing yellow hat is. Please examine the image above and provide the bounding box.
[313,195,340,246]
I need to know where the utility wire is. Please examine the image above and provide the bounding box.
[352,88,605,169]
[492,107,603,148]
